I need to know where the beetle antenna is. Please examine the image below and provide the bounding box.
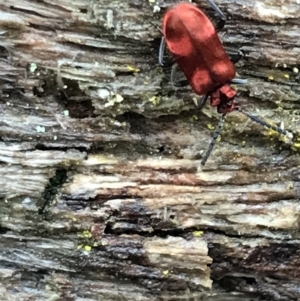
[201,113,226,166]
[237,108,293,139]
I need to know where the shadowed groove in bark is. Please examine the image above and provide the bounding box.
[38,168,68,215]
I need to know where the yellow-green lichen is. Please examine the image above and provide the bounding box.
[149,96,161,106]
[292,143,300,151]
[82,230,92,238]
[127,65,140,73]
[193,230,203,237]
[207,123,215,130]
[84,245,92,252]
[105,93,124,107]
[189,115,198,122]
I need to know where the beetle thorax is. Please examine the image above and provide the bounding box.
[210,84,237,113]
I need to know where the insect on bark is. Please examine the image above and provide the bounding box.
[159,1,292,166]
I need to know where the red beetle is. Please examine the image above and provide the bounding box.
[160,1,292,165]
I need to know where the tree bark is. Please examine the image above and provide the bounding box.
[0,0,300,300]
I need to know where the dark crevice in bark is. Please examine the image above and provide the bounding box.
[39,168,68,215]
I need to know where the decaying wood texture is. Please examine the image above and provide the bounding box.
[0,0,300,300]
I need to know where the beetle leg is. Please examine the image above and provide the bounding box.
[223,47,247,84]
[159,36,176,67]
[225,47,248,85]
[206,0,226,31]
[197,94,209,110]
[225,47,244,64]
[231,78,248,85]
[170,63,189,87]
[159,36,166,65]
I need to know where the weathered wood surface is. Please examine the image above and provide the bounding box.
[0,0,300,300]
